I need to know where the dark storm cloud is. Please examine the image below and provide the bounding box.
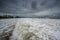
[0,0,60,18]
[0,0,18,12]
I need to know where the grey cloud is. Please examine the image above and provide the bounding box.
[0,0,60,18]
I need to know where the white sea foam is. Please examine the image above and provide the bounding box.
[10,18,60,40]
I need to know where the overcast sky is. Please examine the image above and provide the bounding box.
[0,0,60,18]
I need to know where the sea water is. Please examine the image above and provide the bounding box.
[10,18,60,40]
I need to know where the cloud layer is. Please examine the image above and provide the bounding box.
[0,0,60,18]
